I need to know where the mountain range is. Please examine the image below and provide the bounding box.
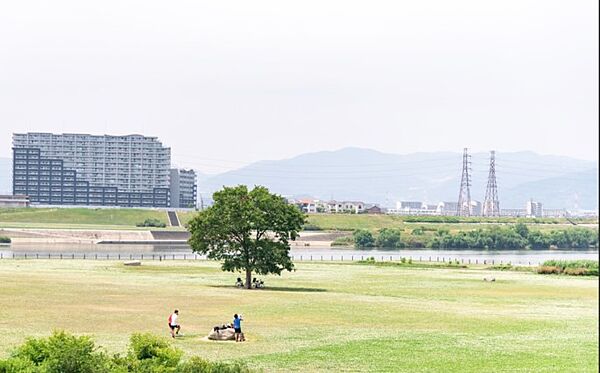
[1,148,597,209]
[197,148,598,210]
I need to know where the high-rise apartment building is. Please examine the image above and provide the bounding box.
[169,168,197,208]
[12,133,171,207]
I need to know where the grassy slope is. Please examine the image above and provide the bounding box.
[177,211,196,227]
[305,214,598,236]
[0,209,596,232]
[0,208,169,228]
[0,260,596,372]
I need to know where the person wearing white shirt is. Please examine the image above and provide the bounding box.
[168,310,181,338]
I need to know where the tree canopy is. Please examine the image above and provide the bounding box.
[187,185,305,288]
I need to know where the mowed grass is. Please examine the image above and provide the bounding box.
[0,260,597,372]
[306,214,406,231]
[1,208,596,234]
[0,208,170,229]
[305,213,598,233]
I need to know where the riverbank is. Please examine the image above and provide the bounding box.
[0,228,345,246]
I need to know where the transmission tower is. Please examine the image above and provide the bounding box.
[457,148,472,216]
[482,150,500,217]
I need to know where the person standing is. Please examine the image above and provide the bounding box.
[168,310,181,338]
[233,314,244,342]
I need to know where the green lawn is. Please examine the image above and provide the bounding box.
[0,208,171,229]
[306,214,406,231]
[0,260,597,372]
[305,213,598,232]
[1,208,596,233]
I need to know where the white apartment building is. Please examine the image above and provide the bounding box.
[526,200,543,218]
[326,200,365,214]
[13,133,171,193]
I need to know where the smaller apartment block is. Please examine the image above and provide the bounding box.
[169,168,197,208]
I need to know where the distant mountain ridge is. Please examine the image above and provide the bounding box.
[1,149,598,210]
[198,148,598,210]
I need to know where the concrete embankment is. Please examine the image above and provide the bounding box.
[0,228,349,246]
[0,228,155,244]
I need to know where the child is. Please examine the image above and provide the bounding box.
[233,314,244,342]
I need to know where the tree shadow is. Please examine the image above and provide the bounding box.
[209,285,327,293]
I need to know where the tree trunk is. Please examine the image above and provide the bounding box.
[245,268,252,289]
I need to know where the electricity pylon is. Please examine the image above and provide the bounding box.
[457,148,472,216]
[482,150,500,217]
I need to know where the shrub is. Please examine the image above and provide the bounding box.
[358,256,376,264]
[376,228,402,248]
[0,357,37,373]
[128,333,182,367]
[136,218,167,228]
[563,267,591,276]
[400,257,406,263]
[0,236,10,243]
[0,332,252,373]
[539,260,599,276]
[537,266,562,275]
[353,229,375,248]
[542,260,598,270]
[6,331,112,373]
[401,235,429,248]
[513,223,529,238]
[411,228,424,236]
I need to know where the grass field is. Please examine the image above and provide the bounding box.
[305,213,598,234]
[0,208,172,229]
[0,260,597,372]
[1,208,597,232]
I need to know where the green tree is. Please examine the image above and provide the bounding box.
[353,229,375,248]
[514,223,529,238]
[376,228,402,248]
[187,185,305,289]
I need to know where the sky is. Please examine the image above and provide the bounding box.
[0,0,598,174]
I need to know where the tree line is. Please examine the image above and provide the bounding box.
[352,224,599,250]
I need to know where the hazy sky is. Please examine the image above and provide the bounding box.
[1,0,598,173]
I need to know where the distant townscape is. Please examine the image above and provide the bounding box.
[288,197,566,218]
[1,132,598,218]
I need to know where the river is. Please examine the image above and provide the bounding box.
[1,243,598,266]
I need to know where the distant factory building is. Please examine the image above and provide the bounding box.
[500,208,527,217]
[470,200,482,216]
[396,201,424,210]
[437,201,459,216]
[543,209,567,218]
